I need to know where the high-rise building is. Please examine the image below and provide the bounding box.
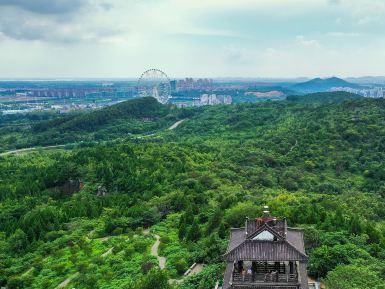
[170,80,177,92]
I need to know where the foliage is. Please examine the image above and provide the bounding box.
[324,264,385,289]
[0,93,385,288]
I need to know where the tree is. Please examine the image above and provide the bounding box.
[8,229,28,253]
[205,208,223,235]
[135,269,170,289]
[324,265,385,289]
[349,215,363,235]
[6,276,24,289]
[308,243,371,278]
[141,256,155,274]
[177,264,222,289]
[187,218,201,242]
[365,222,382,244]
[178,221,187,241]
[22,204,63,241]
[224,202,260,228]
[178,212,188,240]
[174,258,188,275]
[218,222,227,239]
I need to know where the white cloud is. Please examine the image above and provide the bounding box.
[296,35,320,47]
[327,32,360,37]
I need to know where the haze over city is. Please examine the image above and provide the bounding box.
[1,0,385,78]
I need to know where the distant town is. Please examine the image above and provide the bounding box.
[1,75,385,115]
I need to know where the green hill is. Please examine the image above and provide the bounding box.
[0,97,183,150]
[286,91,363,104]
[33,97,172,132]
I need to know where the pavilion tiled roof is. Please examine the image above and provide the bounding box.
[224,239,308,262]
[224,216,307,262]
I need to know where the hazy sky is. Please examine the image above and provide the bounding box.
[0,0,385,78]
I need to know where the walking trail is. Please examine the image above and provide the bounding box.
[55,272,79,289]
[54,228,201,288]
[151,234,166,269]
[54,236,122,289]
[146,230,205,285]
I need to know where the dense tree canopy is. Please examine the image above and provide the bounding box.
[0,92,385,288]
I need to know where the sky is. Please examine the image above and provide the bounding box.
[0,0,385,78]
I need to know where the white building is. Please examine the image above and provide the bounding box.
[195,94,232,106]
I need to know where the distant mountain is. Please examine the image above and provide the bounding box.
[292,77,360,93]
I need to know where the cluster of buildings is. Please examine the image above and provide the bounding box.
[175,93,233,108]
[194,93,232,106]
[331,87,385,98]
[171,78,214,92]
[2,103,92,115]
[30,88,114,98]
[29,87,137,98]
[0,86,137,100]
[1,98,125,115]
[50,103,103,114]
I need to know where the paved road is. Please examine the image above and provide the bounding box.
[168,119,186,130]
[0,145,66,157]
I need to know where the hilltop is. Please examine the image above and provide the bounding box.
[292,77,360,93]
[33,97,173,132]
[0,97,185,151]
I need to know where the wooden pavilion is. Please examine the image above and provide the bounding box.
[223,207,309,289]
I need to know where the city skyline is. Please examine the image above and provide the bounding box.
[1,0,385,78]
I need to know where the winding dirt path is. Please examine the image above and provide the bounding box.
[53,234,127,289]
[151,234,166,269]
[285,139,298,156]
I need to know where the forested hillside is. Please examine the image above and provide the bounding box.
[0,97,185,151]
[1,92,385,289]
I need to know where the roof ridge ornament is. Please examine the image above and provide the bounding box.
[262,205,270,218]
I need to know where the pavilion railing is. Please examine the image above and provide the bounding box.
[232,272,298,284]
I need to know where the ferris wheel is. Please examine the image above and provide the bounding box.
[137,69,171,104]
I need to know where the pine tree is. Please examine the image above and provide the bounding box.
[187,218,200,242]
[333,209,345,230]
[365,222,382,244]
[218,222,227,239]
[178,221,187,240]
[349,214,362,235]
[206,208,223,235]
[178,213,187,240]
